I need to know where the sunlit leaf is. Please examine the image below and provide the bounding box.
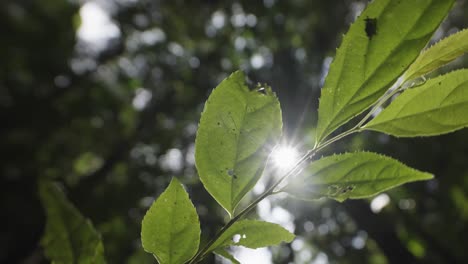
[207,220,294,253]
[214,248,241,264]
[39,180,106,264]
[141,178,200,264]
[284,152,432,202]
[315,0,454,143]
[404,29,468,82]
[365,69,468,137]
[195,71,282,216]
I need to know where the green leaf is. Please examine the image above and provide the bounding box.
[365,69,468,137]
[214,249,241,264]
[39,180,106,264]
[404,29,468,82]
[315,0,454,143]
[195,71,282,216]
[283,152,432,202]
[207,220,294,253]
[141,178,200,264]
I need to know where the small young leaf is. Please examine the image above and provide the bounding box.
[141,178,200,264]
[315,0,455,143]
[404,29,468,82]
[39,180,106,264]
[283,152,432,202]
[214,249,241,264]
[195,71,282,216]
[207,220,294,253]
[365,69,468,137]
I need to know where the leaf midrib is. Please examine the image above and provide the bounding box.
[167,184,179,264]
[230,90,250,211]
[311,174,430,187]
[320,1,432,140]
[367,100,468,128]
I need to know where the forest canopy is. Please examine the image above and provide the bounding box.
[1,0,468,263]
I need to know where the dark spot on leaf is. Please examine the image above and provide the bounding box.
[340,186,354,194]
[364,17,377,39]
[233,175,238,179]
[439,82,442,85]
[227,169,234,176]
[328,185,355,196]
[217,122,221,126]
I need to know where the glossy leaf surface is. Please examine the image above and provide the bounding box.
[366,69,468,137]
[195,71,282,215]
[141,178,200,264]
[284,152,432,202]
[315,0,454,143]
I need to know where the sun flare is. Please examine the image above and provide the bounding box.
[271,146,300,171]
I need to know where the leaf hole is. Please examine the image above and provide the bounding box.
[232,234,241,243]
[364,17,377,38]
[329,185,355,196]
[340,185,355,194]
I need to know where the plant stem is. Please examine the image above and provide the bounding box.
[190,122,366,263]
[355,77,412,129]
[190,79,409,263]
[314,127,361,152]
[356,88,402,129]
[315,78,408,151]
[189,149,316,263]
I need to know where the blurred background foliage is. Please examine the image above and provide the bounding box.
[1,0,468,263]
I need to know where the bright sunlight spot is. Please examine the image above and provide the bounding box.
[370,193,390,213]
[271,146,300,171]
[78,2,120,50]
